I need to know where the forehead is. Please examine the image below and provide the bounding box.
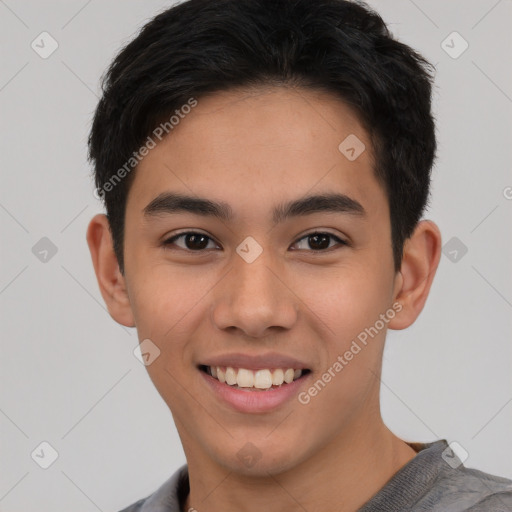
[128,86,387,222]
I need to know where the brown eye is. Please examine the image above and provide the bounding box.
[292,232,347,251]
[163,232,218,251]
[308,233,330,250]
[183,233,210,250]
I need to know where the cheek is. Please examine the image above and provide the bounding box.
[299,264,390,404]
[319,268,391,385]
[306,264,391,343]
[128,268,209,355]
[130,271,206,412]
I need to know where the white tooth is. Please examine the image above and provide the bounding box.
[237,368,254,388]
[284,368,294,383]
[225,367,237,385]
[210,366,218,378]
[217,367,226,383]
[254,369,273,389]
[294,369,302,380]
[272,368,284,386]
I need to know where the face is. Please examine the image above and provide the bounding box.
[121,87,401,475]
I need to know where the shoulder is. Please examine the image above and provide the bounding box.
[118,497,147,512]
[360,439,512,512]
[421,456,512,511]
[466,491,512,511]
[454,466,512,511]
[116,465,189,512]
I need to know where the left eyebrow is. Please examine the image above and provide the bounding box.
[272,192,366,224]
[143,192,233,221]
[142,191,366,223]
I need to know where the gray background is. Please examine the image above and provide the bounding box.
[0,0,511,510]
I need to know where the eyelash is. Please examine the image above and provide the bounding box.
[162,231,348,253]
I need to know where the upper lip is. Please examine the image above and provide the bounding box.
[200,352,310,371]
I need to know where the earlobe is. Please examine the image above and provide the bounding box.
[86,213,136,328]
[388,220,442,331]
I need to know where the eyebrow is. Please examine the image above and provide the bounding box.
[143,191,366,224]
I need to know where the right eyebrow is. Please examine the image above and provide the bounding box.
[143,192,233,221]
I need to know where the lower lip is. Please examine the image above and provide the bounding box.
[200,369,309,413]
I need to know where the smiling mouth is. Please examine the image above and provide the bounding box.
[199,365,311,391]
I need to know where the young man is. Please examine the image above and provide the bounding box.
[86,0,512,510]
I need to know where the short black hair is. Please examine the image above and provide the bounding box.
[88,0,436,274]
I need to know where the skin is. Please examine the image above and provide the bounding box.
[87,86,442,512]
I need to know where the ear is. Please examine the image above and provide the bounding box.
[86,213,135,327]
[388,220,442,330]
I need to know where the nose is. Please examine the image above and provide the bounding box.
[210,249,298,338]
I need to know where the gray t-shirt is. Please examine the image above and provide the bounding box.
[119,439,512,511]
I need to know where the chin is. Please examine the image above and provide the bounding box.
[210,438,309,477]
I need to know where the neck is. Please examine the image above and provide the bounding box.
[183,418,417,512]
